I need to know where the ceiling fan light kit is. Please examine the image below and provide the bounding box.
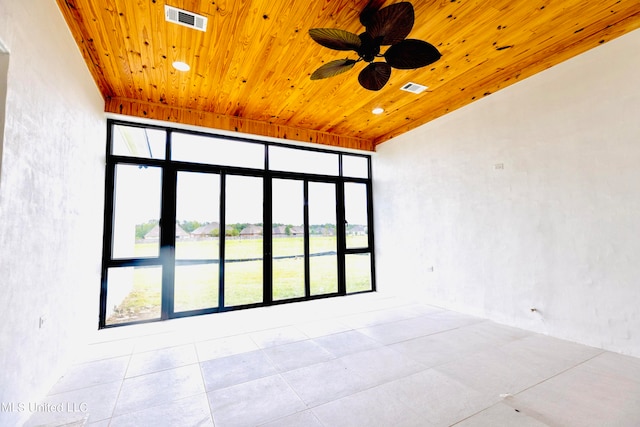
[309,1,441,91]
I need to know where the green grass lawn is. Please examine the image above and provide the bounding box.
[107,236,371,325]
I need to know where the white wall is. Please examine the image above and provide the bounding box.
[0,39,8,182]
[0,1,105,424]
[374,29,640,357]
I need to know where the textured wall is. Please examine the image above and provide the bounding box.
[0,40,8,182]
[373,29,640,357]
[0,1,105,424]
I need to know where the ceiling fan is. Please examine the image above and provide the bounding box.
[309,1,442,91]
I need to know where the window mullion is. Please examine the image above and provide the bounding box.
[303,180,310,298]
[219,172,227,309]
[160,165,177,320]
[336,180,346,295]
[264,176,273,305]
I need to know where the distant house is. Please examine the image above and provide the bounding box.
[176,224,189,239]
[144,223,189,239]
[240,224,263,237]
[348,224,367,235]
[321,226,336,236]
[191,222,220,237]
[272,225,287,237]
[309,225,335,236]
[290,226,304,236]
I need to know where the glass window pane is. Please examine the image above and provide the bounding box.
[224,175,263,306]
[342,155,369,178]
[272,179,305,301]
[345,182,369,249]
[176,172,220,260]
[112,125,166,159]
[172,133,264,169]
[346,253,372,293]
[174,172,221,312]
[174,264,219,312]
[269,146,339,176]
[106,266,162,325]
[112,164,162,259]
[308,182,337,295]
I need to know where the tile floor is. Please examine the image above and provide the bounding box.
[25,293,640,426]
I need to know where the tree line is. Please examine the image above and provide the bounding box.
[135,220,342,239]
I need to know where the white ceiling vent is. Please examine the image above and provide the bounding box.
[165,5,207,32]
[400,82,428,94]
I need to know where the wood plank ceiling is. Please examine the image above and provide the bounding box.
[57,0,640,151]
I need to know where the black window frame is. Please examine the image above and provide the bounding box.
[99,119,376,328]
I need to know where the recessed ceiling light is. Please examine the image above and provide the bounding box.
[372,107,384,115]
[172,61,190,72]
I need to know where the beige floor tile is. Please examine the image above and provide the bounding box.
[263,339,335,371]
[295,318,352,338]
[200,349,277,391]
[125,344,198,378]
[259,410,324,427]
[195,333,259,362]
[390,322,530,368]
[48,356,129,395]
[281,358,371,406]
[113,364,204,416]
[454,403,550,427]
[504,354,640,426]
[339,346,426,386]
[250,325,309,349]
[379,368,498,425]
[208,375,306,427]
[312,329,382,357]
[434,333,603,398]
[109,393,213,427]
[24,380,121,426]
[24,295,640,427]
[312,385,427,427]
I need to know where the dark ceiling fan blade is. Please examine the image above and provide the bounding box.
[308,28,361,51]
[310,59,357,80]
[358,62,392,91]
[366,2,414,45]
[359,0,387,28]
[384,39,441,69]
